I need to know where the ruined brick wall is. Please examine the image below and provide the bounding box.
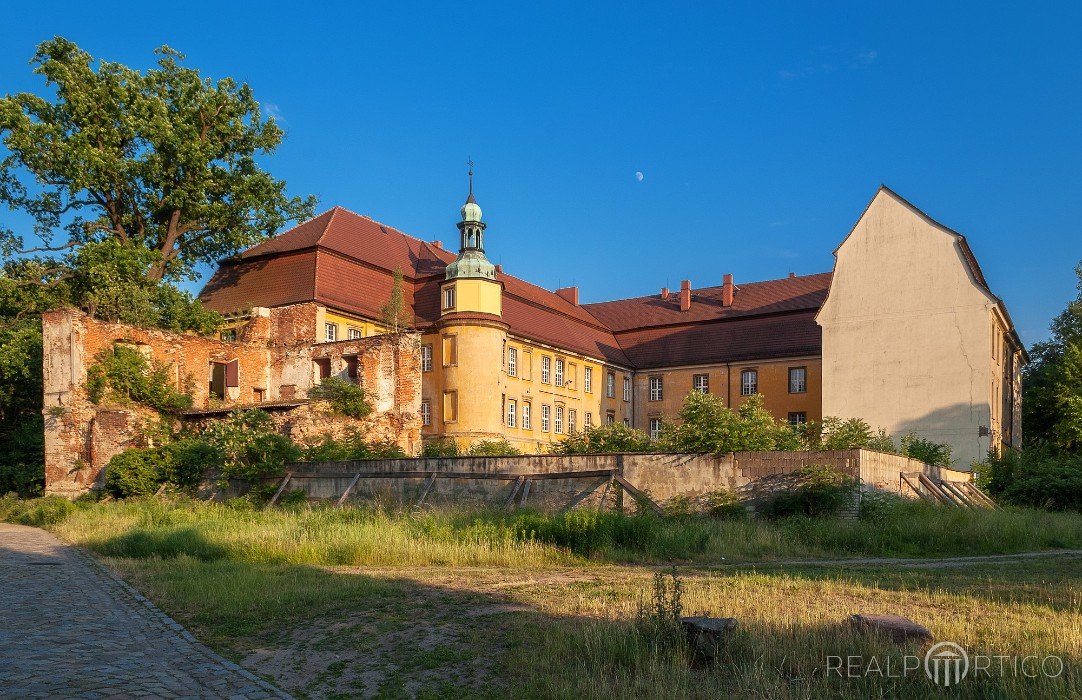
[42,307,421,497]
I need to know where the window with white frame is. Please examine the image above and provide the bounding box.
[584,367,593,392]
[325,322,338,342]
[420,400,431,426]
[443,286,455,309]
[541,404,551,432]
[555,358,565,387]
[606,411,615,425]
[741,369,758,396]
[421,344,433,372]
[507,347,518,377]
[606,372,615,398]
[348,327,362,340]
[623,375,631,402]
[693,374,709,394]
[585,412,593,428]
[568,409,577,433]
[649,376,663,401]
[788,411,807,427]
[555,406,564,434]
[522,403,532,429]
[649,418,663,440]
[541,356,551,384]
[507,400,517,428]
[788,366,806,394]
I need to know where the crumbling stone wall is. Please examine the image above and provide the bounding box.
[41,307,421,497]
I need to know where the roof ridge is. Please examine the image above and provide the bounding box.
[582,271,832,307]
[609,306,822,336]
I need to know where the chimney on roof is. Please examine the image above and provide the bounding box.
[431,240,442,249]
[722,274,734,307]
[788,271,796,278]
[679,279,691,312]
[556,286,579,305]
[660,287,669,300]
[494,264,502,274]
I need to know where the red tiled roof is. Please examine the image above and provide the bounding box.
[612,311,823,369]
[200,251,317,311]
[583,273,832,332]
[200,207,830,369]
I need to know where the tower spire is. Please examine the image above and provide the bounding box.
[447,162,494,280]
[467,158,474,196]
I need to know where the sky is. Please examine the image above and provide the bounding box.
[1,1,1080,345]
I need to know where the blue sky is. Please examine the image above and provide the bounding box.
[2,2,1080,345]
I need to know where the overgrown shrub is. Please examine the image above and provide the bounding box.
[203,410,300,481]
[635,569,685,653]
[702,489,747,520]
[468,439,522,456]
[979,448,1082,512]
[307,377,372,419]
[809,417,896,452]
[104,447,169,497]
[162,437,222,489]
[85,344,193,413]
[660,392,802,453]
[0,493,76,526]
[762,464,858,518]
[302,431,406,461]
[553,423,653,454]
[422,437,460,458]
[900,432,953,468]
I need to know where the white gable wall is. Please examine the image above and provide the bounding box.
[817,190,997,468]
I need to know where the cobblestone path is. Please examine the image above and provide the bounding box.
[0,523,292,699]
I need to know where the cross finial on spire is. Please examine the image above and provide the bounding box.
[466,158,474,194]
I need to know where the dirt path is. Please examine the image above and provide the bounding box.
[698,548,1082,570]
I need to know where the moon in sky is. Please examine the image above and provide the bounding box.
[635,171,644,182]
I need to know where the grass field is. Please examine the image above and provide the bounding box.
[2,495,1080,698]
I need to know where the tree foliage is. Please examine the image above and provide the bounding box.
[307,377,373,419]
[659,392,802,454]
[380,267,412,333]
[553,422,653,454]
[1023,261,1082,454]
[0,37,315,282]
[85,343,193,414]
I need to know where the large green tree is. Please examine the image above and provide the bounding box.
[0,38,315,494]
[0,37,315,282]
[1023,262,1082,453]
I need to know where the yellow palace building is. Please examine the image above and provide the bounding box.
[201,180,1024,467]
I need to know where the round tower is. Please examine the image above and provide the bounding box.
[437,166,507,446]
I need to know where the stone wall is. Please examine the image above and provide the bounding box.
[230,448,967,511]
[42,308,422,497]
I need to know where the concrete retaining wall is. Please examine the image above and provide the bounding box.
[225,449,967,512]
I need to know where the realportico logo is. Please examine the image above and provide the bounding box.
[826,641,1064,684]
[924,642,969,686]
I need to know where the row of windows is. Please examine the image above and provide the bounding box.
[324,322,363,342]
[646,367,808,401]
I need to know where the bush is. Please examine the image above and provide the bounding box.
[162,437,222,489]
[422,437,460,458]
[307,377,372,419]
[302,431,406,461]
[104,447,169,497]
[554,423,653,454]
[0,493,76,526]
[468,439,522,456]
[702,489,747,520]
[202,410,300,481]
[660,392,802,453]
[980,448,1082,512]
[86,344,192,414]
[762,464,858,518]
[900,432,952,468]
